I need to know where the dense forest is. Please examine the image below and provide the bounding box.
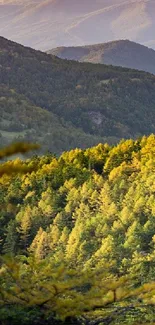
[1,136,155,324]
[0,85,103,154]
[2,36,155,153]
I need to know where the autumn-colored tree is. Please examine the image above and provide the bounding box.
[1,139,155,324]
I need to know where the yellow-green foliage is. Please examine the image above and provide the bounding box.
[0,142,40,159]
[0,256,130,319]
[1,137,155,324]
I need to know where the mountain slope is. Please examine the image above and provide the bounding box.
[0,85,102,154]
[1,36,155,151]
[48,40,155,75]
[0,0,155,50]
[2,135,155,324]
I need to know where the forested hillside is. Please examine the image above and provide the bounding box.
[48,40,155,75]
[0,85,103,154]
[1,135,155,324]
[1,36,155,153]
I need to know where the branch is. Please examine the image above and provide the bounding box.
[0,142,40,160]
[85,304,155,325]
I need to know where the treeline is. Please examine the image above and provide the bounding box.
[1,135,155,324]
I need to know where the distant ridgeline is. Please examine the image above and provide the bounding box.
[48,39,155,75]
[1,135,155,324]
[1,36,155,153]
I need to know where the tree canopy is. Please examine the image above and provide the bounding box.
[1,137,155,324]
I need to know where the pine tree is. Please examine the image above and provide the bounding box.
[3,220,18,255]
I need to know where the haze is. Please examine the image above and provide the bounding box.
[0,0,155,50]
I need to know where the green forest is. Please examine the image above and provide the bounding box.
[1,136,155,324]
[2,36,155,153]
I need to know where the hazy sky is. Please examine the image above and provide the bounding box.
[0,0,155,50]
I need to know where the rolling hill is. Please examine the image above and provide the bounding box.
[48,40,155,75]
[0,85,102,154]
[0,0,155,51]
[1,36,155,153]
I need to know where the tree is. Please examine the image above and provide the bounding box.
[3,220,18,255]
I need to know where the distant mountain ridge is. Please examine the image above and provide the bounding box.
[0,0,155,50]
[48,40,155,75]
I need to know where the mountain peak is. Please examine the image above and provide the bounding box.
[47,39,155,74]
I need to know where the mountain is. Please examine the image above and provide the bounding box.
[48,40,155,75]
[1,36,155,152]
[0,0,155,51]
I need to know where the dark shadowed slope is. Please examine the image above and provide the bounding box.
[1,36,155,152]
